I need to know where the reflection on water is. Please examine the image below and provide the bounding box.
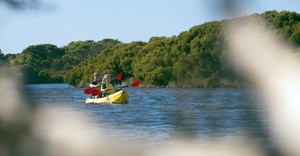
[25,84,268,145]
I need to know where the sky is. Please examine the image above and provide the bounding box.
[0,0,300,54]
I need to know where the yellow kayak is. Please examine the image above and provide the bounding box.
[85,90,128,104]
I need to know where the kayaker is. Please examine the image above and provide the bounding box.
[100,74,117,97]
[89,72,101,98]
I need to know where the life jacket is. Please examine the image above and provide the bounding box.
[104,83,116,95]
[95,85,101,91]
[91,80,101,90]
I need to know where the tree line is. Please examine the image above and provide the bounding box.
[1,10,300,87]
[0,39,121,84]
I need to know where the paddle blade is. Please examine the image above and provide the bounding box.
[91,89,101,96]
[115,72,123,80]
[84,88,92,94]
[131,80,140,87]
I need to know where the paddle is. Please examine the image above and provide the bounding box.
[91,89,101,96]
[122,80,140,88]
[84,88,101,96]
[89,81,139,95]
[84,88,92,94]
[85,80,139,97]
[114,72,122,80]
[131,80,140,87]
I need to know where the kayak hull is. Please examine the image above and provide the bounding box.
[85,90,128,104]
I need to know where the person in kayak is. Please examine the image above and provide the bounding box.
[100,74,117,97]
[89,72,101,98]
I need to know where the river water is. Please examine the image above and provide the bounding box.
[25,83,271,147]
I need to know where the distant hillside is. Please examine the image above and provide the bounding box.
[65,10,300,87]
[1,11,300,87]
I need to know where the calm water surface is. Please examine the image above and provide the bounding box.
[25,84,269,144]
